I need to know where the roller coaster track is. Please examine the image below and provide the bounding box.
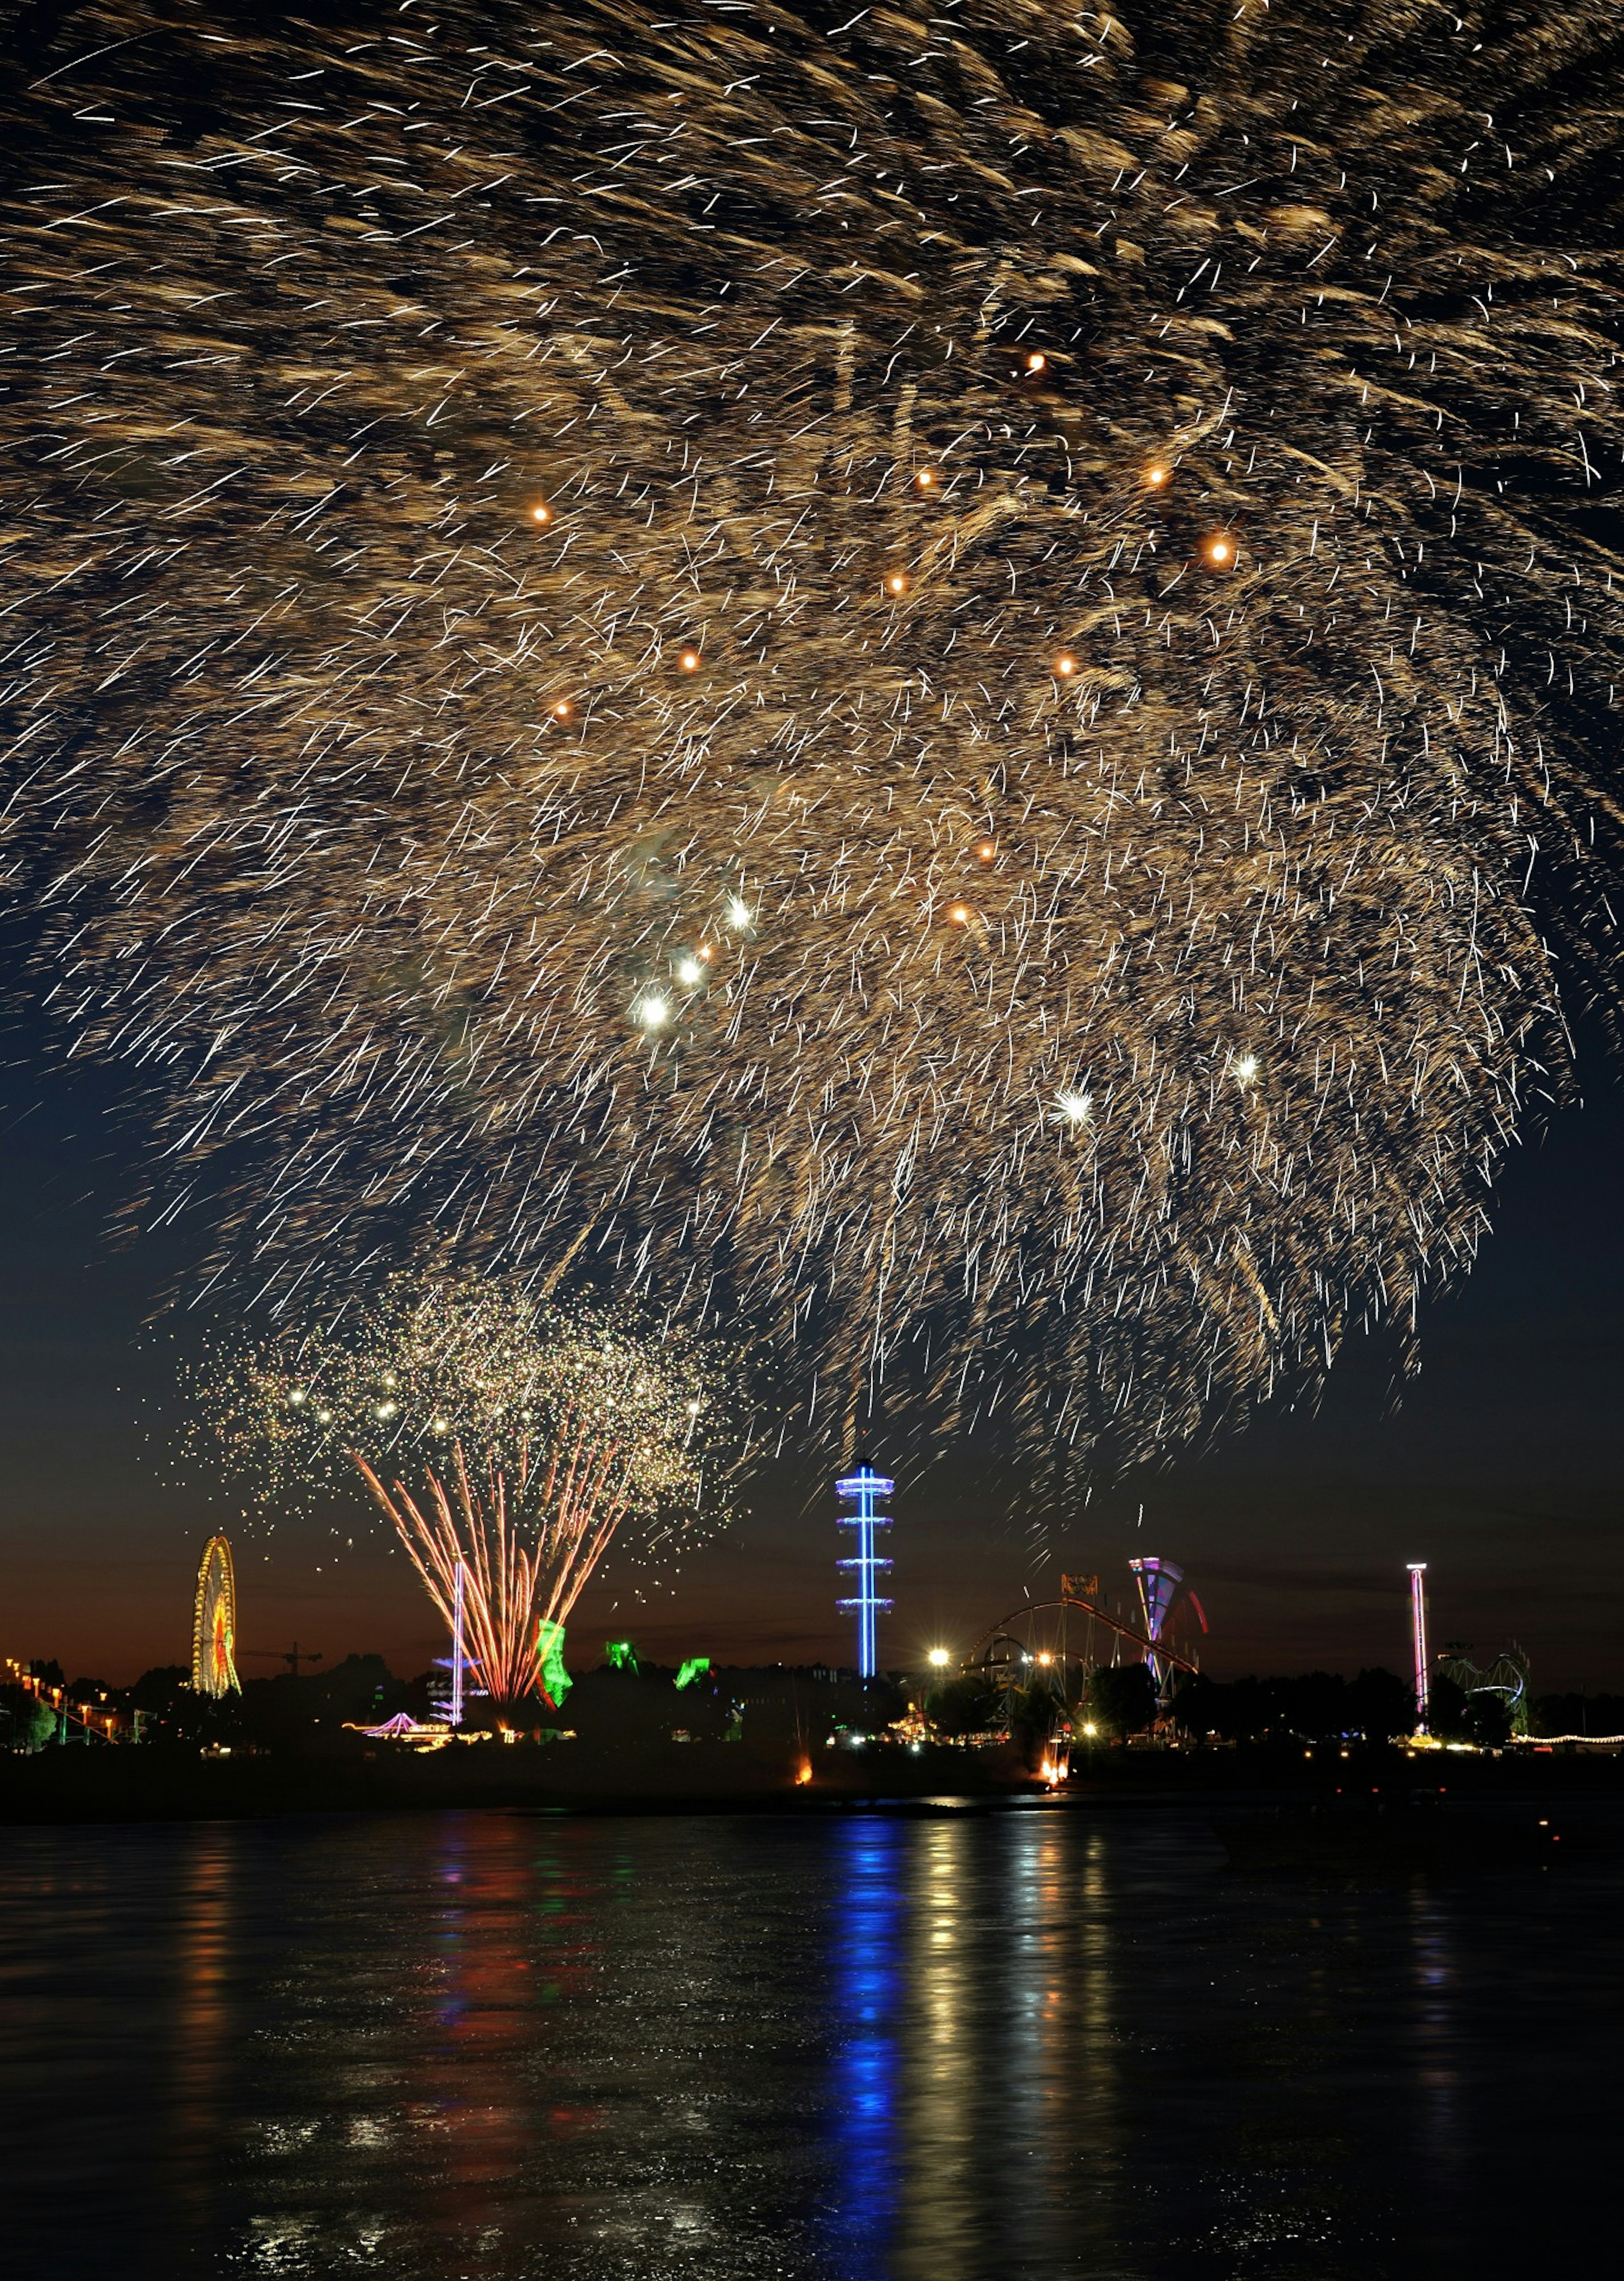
[966,1593,1201,1678]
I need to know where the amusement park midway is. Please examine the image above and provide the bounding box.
[4,1483,1624,1814]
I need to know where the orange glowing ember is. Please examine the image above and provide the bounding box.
[1025,351,1047,372]
[915,467,937,489]
[1145,464,1170,488]
[1054,653,1077,677]
[1205,536,1234,565]
[679,649,701,672]
[551,699,572,718]
[795,1756,813,1785]
[530,502,551,524]
[974,839,996,864]
[886,571,909,595]
[947,901,971,926]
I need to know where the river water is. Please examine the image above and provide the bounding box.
[2,1801,1615,2276]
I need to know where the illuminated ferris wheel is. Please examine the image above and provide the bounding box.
[192,1534,241,1697]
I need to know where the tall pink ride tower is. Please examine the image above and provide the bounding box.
[1407,1563,1430,1731]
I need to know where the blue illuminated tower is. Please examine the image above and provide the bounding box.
[836,1463,894,1679]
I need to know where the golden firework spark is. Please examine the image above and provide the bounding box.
[201,1276,727,1707]
[6,3,1624,1473]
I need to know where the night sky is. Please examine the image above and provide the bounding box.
[5,3,1624,1705]
[3,999,1620,1691]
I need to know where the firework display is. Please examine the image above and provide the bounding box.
[191,1534,241,1698]
[6,3,1624,1467]
[205,1278,721,1707]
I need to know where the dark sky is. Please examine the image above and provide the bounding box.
[4,8,1621,1706]
[2,1007,1621,1692]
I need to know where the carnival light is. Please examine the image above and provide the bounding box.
[191,1536,241,1698]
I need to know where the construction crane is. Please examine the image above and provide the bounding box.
[243,1643,325,1678]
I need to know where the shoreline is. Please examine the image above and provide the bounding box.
[5,1736,1622,1828]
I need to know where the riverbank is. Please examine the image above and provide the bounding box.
[4,1733,1623,1824]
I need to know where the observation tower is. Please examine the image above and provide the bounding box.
[1128,1556,1184,1699]
[836,1463,894,1680]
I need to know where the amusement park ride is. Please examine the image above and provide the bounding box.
[1439,1640,1533,1737]
[172,1503,1534,1741]
[191,1535,241,1697]
[832,1455,1208,1704]
[1405,1561,1533,1736]
[962,1559,1210,1704]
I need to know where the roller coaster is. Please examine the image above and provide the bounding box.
[1437,1641,1532,1738]
[965,1565,1207,1696]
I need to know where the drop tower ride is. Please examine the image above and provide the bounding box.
[1408,1562,1430,1731]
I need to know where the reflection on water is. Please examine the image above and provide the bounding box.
[828,1820,901,2268]
[1,1803,1619,2277]
[170,1826,236,2242]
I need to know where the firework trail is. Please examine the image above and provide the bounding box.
[204,1277,723,1708]
[5,2,1624,1469]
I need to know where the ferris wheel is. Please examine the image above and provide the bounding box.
[192,1534,241,1697]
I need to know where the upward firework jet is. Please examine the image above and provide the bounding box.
[6,3,1624,1471]
[204,1278,724,1709]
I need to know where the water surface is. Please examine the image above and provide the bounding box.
[2,1802,1615,2276]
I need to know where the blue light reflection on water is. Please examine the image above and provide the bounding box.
[825,1814,905,2273]
[2,1805,1623,2276]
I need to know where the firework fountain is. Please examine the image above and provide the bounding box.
[205,1276,725,1714]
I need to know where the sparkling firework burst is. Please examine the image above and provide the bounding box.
[7,2,1624,1471]
[204,1278,724,1708]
